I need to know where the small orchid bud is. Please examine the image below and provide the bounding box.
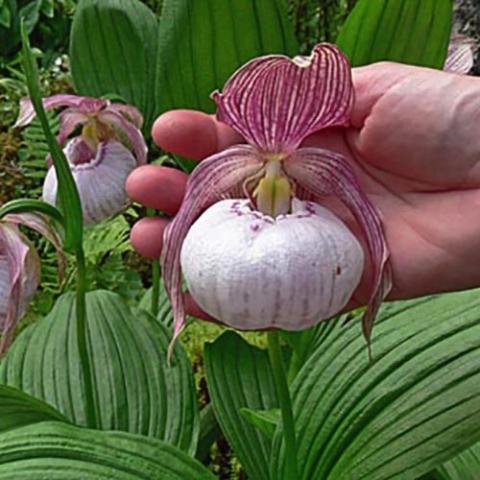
[15,95,147,224]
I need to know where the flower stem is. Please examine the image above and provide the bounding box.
[151,259,160,318]
[75,248,97,428]
[267,331,298,479]
[147,208,160,318]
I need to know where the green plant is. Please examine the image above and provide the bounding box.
[3,1,480,480]
[0,0,76,66]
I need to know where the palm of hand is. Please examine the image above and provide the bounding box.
[328,63,480,303]
[127,62,480,314]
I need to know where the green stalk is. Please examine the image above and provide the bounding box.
[151,260,160,317]
[21,22,96,428]
[75,249,97,428]
[267,331,298,479]
[147,208,160,318]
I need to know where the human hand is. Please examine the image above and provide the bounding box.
[127,62,480,317]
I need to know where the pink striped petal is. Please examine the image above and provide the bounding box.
[107,104,144,129]
[14,94,107,128]
[43,140,137,224]
[57,109,89,146]
[0,224,40,354]
[213,43,353,154]
[98,110,147,165]
[445,35,475,74]
[5,212,66,281]
[161,145,262,353]
[284,148,392,351]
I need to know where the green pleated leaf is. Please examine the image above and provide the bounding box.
[0,422,215,479]
[240,407,280,440]
[281,321,338,383]
[271,291,480,480]
[436,443,480,480]
[196,403,221,463]
[70,0,159,129]
[0,290,199,455]
[139,283,174,326]
[156,0,298,114]
[0,3,11,29]
[70,0,298,131]
[204,331,278,480]
[336,0,453,69]
[0,385,68,433]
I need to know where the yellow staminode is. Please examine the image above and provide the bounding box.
[255,160,292,218]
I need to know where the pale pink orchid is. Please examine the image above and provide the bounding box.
[162,44,392,350]
[15,95,147,224]
[444,34,475,74]
[0,213,64,353]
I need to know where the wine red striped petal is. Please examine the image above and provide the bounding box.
[212,44,353,154]
[285,147,392,352]
[161,145,262,356]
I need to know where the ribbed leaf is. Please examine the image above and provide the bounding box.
[204,331,278,480]
[240,407,280,440]
[436,443,480,480]
[0,385,68,433]
[139,283,173,326]
[156,0,298,114]
[0,422,215,479]
[70,0,298,131]
[337,0,453,68]
[271,291,480,480]
[0,290,198,455]
[196,403,221,463]
[70,0,158,129]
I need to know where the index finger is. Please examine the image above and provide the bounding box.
[152,109,243,160]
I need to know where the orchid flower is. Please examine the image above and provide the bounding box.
[444,34,475,74]
[162,44,392,352]
[15,95,147,224]
[0,212,64,354]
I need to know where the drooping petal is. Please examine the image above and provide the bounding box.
[181,199,364,331]
[161,145,262,350]
[57,108,89,146]
[5,212,66,281]
[0,254,10,328]
[0,224,40,354]
[284,147,392,350]
[444,35,475,74]
[98,110,147,165]
[43,140,138,224]
[108,103,144,129]
[14,94,107,128]
[212,43,353,153]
